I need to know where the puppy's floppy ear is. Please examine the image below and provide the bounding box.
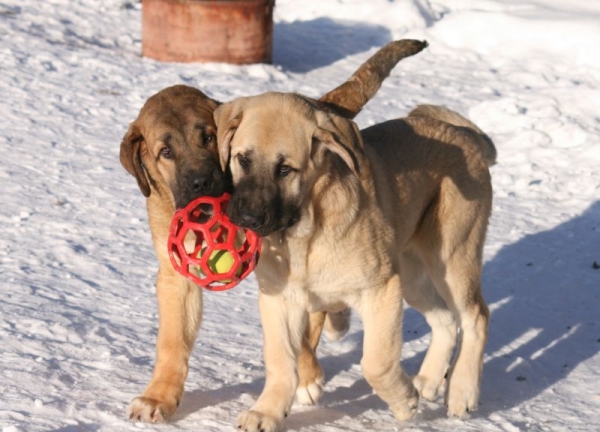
[312,113,363,177]
[120,123,151,197]
[214,100,246,171]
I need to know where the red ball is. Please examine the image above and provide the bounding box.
[168,193,262,291]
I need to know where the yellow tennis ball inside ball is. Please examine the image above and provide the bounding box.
[208,249,236,275]
[209,249,244,281]
[192,248,242,283]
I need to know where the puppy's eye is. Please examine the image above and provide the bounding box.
[203,133,215,147]
[160,146,174,159]
[238,154,251,169]
[277,164,292,178]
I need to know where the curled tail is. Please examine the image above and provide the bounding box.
[409,104,497,166]
[319,39,428,119]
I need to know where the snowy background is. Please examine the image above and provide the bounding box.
[1,0,599,431]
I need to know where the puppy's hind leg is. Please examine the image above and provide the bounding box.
[323,308,351,341]
[359,275,419,422]
[424,196,490,418]
[414,305,456,402]
[401,252,456,403]
[432,254,488,419]
[128,268,202,423]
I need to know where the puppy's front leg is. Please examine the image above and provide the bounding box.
[296,311,326,405]
[128,266,202,422]
[238,291,305,432]
[359,275,419,422]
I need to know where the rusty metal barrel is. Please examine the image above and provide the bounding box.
[142,0,275,64]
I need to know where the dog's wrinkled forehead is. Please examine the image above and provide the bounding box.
[231,93,316,157]
[215,92,364,177]
[137,86,218,146]
[140,85,218,129]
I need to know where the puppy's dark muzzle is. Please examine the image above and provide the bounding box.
[175,169,227,209]
[226,177,301,236]
[237,209,265,231]
[192,174,212,195]
[227,199,301,237]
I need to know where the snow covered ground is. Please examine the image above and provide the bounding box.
[1,0,599,431]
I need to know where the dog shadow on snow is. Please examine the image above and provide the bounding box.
[176,201,600,427]
[273,18,391,73]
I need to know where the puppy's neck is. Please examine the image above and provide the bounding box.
[259,159,368,291]
[311,164,363,238]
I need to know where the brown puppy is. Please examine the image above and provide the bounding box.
[119,40,427,422]
[214,93,495,431]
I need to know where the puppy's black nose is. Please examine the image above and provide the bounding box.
[239,210,264,230]
[192,175,212,194]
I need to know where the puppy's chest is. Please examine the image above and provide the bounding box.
[257,233,378,309]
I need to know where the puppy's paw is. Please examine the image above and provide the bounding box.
[127,395,178,423]
[445,381,479,419]
[413,374,445,402]
[323,309,351,341]
[237,410,283,432]
[391,383,419,422]
[296,358,324,405]
[295,377,324,405]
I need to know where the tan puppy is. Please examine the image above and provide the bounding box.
[214,94,495,431]
[119,40,427,422]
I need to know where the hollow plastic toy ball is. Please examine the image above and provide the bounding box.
[168,193,262,291]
